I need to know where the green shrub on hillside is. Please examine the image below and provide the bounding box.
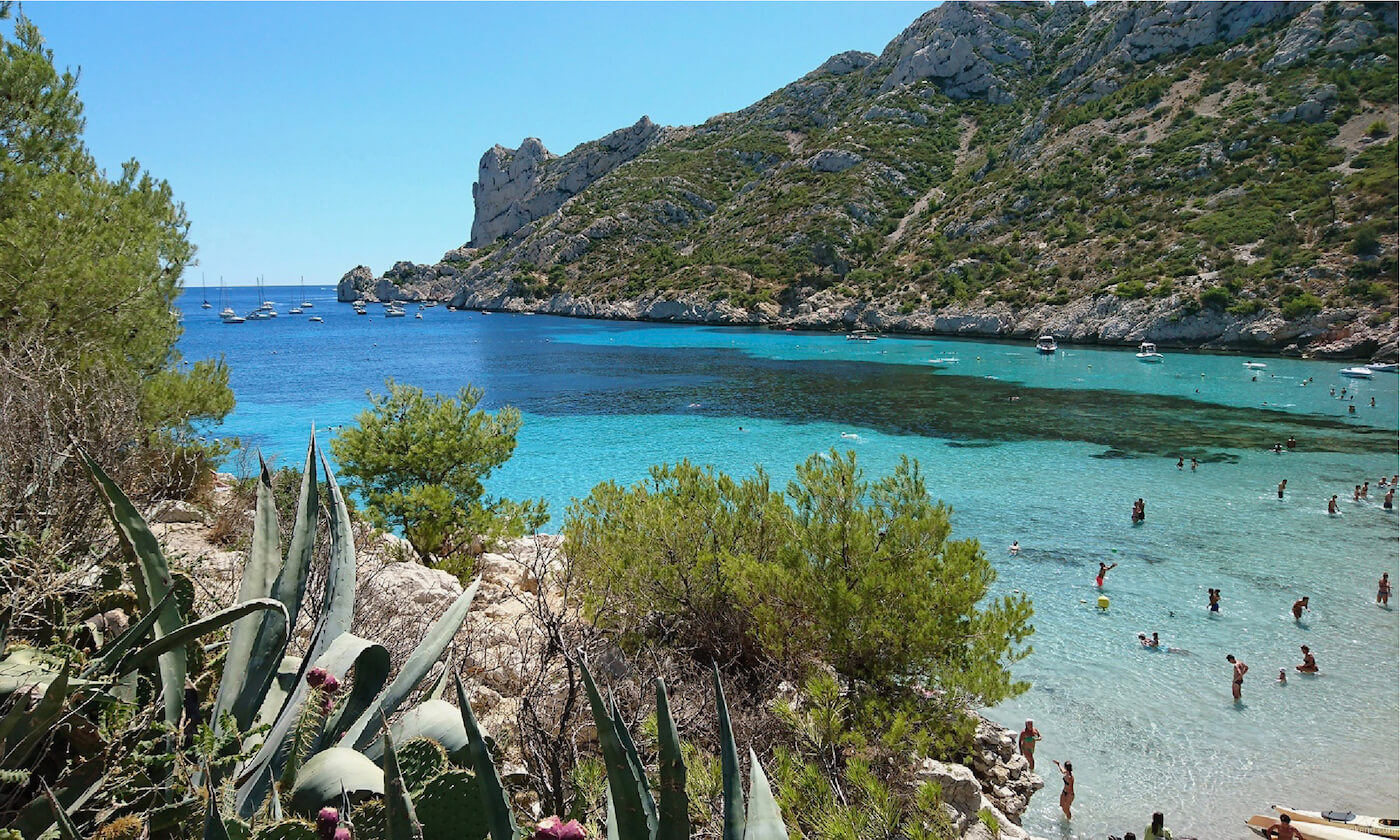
[1281,292,1323,320]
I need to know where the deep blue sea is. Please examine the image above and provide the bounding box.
[179,286,1398,839]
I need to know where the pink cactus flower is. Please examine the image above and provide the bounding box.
[321,674,340,694]
[534,816,585,840]
[306,667,329,688]
[316,807,339,839]
[333,828,352,840]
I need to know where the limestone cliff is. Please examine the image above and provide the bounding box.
[344,0,1398,359]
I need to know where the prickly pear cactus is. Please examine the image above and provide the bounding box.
[396,737,448,791]
[94,588,139,614]
[249,819,318,840]
[224,817,252,840]
[416,770,490,840]
[169,570,197,616]
[349,799,387,840]
[0,829,22,840]
[93,815,144,840]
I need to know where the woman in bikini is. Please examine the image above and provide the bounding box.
[1053,760,1075,819]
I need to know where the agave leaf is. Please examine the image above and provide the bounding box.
[234,450,358,816]
[3,660,69,769]
[338,577,481,751]
[213,457,284,734]
[382,726,424,840]
[365,698,467,762]
[203,772,232,840]
[275,430,320,636]
[287,747,384,816]
[119,600,286,677]
[741,748,786,840]
[655,679,688,840]
[252,656,302,731]
[81,590,175,678]
[611,694,658,835]
[40,780,80,840]
[580,657,651,840]
[714,665,744,840]
[80,449,185,726]
[454,674,515,840]
[314,633,391,749]
[606,786,621,840]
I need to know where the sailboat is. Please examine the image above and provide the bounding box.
[301,276,313,309]
[200,273,212,308]
[218,277,241,322]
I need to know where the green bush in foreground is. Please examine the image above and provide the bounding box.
[331,379,546,564]
[564,450,1034,754]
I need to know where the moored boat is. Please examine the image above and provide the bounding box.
[1339,366,1375,378]
[1364,362,1397,373]
[308,315,324,323]
[1136,341,1164,363]
[846,330,879,342]
[1036,335,1058,354]
[1273,806,1399,839]
[1248,815,1374,840]
[1244,361,1267,369]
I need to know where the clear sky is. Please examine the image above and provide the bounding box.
[21,2,933,287]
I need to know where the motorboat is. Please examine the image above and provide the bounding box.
[1036,335,1058,354]
[415,311,423,319]
[1339,366,1375,378]
[1364,362,1398,373]
[385,305,407,318]
[846,330,879,341]
[308,315,323,323]
[1244,362,1267,369]
[1273,806,1399,839]
[289,306,303,315]
[219,307,237,321]
[1136,341,1164,363]
[221,314,245,324]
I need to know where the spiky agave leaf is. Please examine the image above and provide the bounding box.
[713,665,744,840]
[579,657,652,840]
[741,749,785,840]
[454,674,515,840]
[655,679,688,840]
[381,727,424,840]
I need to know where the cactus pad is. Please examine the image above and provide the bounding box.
[350,798,388,840]
[416,770,491,840]
[396,737,448,791]
[249,819,318,840]
[93,816,144,840]
[94,589,139,615]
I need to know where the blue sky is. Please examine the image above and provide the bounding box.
[21,2,933,287]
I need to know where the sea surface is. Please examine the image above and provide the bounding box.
[180,286,1399,839]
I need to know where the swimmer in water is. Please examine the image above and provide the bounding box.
[1278,479,1287,499]
[1296,645,1318,674]
[1009,541,1020,555]
[1096,562,1118,588]
[1208,588,1221,613]
[1379,573,1391,606]
[1227,654,1248,701]
[1328,495,1339,515]
[1177,457,1184,470]
[1354,485,1362,502]
[1292,596,1309,621]
[1362,481,1369,499]
[1277,668,1287,684]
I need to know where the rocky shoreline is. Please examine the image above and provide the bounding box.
[337,267,1398,360]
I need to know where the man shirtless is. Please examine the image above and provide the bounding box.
[1268,814,1303,840]
[1291,597,1309,621]
[1227,654,1248,701]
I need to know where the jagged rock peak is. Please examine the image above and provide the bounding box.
[807,49,877,78]
[470,115,664,246]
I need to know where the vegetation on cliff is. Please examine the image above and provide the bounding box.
[351,2,1398,354]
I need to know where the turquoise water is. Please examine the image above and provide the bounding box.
[179,287,1399,839]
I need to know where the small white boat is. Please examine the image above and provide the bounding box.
[1249,814,1376,840]
[846,331,879,342]
[1036,335,1058,354]
[221,315,245,324]
[1136,341,1164,363]
[415,311,423,319]
[308,316,323,323]
[1339,367,1375,378]
[385,305,406,318]
[1274,806,1399,839]
[1244,362,1267,369]
[289,307,303,315]
[1364,362,1397,373]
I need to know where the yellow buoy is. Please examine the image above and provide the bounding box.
[1097,595,1110,610]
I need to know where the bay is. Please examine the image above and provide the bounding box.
[179,286,1398,839]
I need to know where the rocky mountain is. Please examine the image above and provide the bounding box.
[341,1,1398,358]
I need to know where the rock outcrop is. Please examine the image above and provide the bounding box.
[343,0,1398,360]
[469,116,665,246]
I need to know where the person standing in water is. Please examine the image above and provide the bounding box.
[1177,457,1184,470]
[1385,488,1394,510]
[1328,495,1339,515]
[1278,479,1287,499]
[1018,720,1040,770]
[1362,481,1369,499]
[1354,484,1362,502]
[1144,812,1173,840]
[1296,645,1318,674]
[1097,561,1118,588]
[1009,541,1020,555]
[1379,573,1391,606]
[1052,760,1074,819]
[1208,588,1221,613]
[1227,654,1248,701]
[1291,596,1309,621]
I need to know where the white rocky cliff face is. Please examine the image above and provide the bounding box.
[469,116,665,246]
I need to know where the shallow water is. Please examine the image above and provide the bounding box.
[180,287,1399,839]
